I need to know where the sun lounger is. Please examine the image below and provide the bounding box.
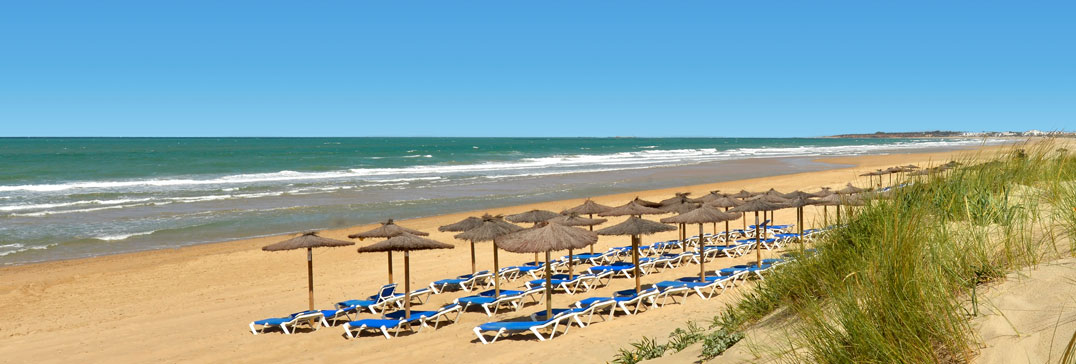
[472,311,580,344]
[515,265,542,279]
[336,292,405,315]
[671,274,736,299]
[382,303,463,330]
[588,288,660,316]
[456,288,543,316]
[320,307,358,326]
[342,316,423,339]
[429,270,491,293]
[732,264,774,280]
[584,250,619,265]
[529,295,617,328]
[249,310,324,335]
[587,264,637,279]
[651,283,693,306]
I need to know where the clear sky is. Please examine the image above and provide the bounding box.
[1,1,1072,137]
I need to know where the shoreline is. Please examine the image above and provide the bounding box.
[0,140,1004,267]
[0,143,1019,364]
[2,143,990,269]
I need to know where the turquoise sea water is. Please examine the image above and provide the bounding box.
[0,137,996,264]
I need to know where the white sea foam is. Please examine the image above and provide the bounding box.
[0,243,56,257]
[94,230,156,241]
[0,198,155,212]
[9,204,134,217]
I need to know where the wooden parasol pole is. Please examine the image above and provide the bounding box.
[632,234,642,293]
[698,223,706,281]
[469,240,476,274]
[387,251,394,283]
[544,251,553,320]
[404,250,412,319]
[492,242,501,297]
[307,247,314,311]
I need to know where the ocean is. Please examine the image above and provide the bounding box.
[0,137,999,265]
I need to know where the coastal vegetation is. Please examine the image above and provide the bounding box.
[614,141,1076,363]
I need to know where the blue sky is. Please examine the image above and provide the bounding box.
[1,1,1072,137]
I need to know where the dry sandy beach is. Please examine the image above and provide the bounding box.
[0,145,1021,363]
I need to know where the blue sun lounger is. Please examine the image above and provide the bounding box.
[667,274,736,299]
[249,310,324,335]
[456,288,543,316]
[430,270,491,293]
[579,288,660,316]
[472,311,580,344]
[382,303,464,330]
[587,264,638,279]
[530,298,617,327]
[342,316,423,339]
[333,284,406,315]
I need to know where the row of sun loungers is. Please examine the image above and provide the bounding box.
[249,226,825,341]
[471,260,790,344]
[342,303,464,339]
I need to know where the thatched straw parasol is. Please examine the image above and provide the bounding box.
[661,206,739,281]
[548,213,607,227]
[455,214,523,296]
[884,166,905,186]
[497,222,597,320]
[358,233,453,320]
[749,193,790,226]
[262,232,354,310]
[783,197,816,252]
[730,199,788,267]
[596,217,676,293]
[561,199,613,253]
[781,190,818,200]
[505,209,560,225]
[438,216,483,232]
[600,200,667,217]
[705,196,744,233]
[658,192,692,206]
[505,209,561,263]
[814,187,834,197]
[760,188,784,198]
[729,190,755,199]
[658,196,701,213]
[629,196,662,208]
[349,219,427,239]
[439,216,485,274]
[349,219,429,283]
[562,199,613,216]
[837,183,865,195]
[690,190,726,203]
[548,213,607,278]
[813,194,850,224]
[659,196,701,250]
[860,170,882,187]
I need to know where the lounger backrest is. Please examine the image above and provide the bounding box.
[376,284,398,302]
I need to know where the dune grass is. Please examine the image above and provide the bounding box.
[609,140,1075,363]
[709,141,1076,363]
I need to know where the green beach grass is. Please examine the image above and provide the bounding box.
[613,140,1076,363]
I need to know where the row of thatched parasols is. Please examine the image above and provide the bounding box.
[259,185,880,319]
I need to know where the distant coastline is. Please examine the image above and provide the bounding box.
[825,131,964,138]
[827,130,1072,138]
